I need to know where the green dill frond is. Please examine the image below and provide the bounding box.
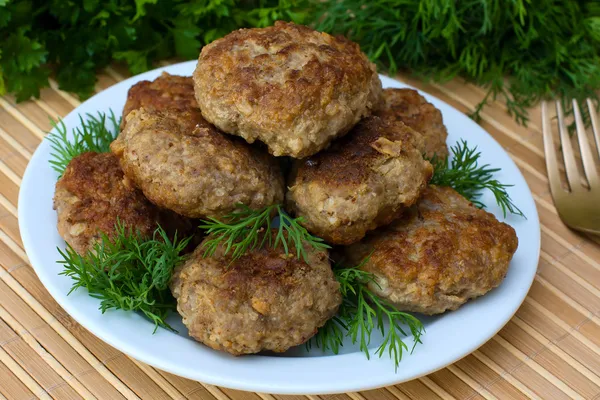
[199,204,330,263]
[306,315,347,355]
[199,204,275,262]
[314,0,600,128]
[58,222,191,332]
[4,0,600,130]
[309,258,424,371]
[429,140,525,218]
[47,110,120,177]
[276,211,330,261]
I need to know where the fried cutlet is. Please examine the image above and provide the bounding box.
[193,21,383,158]
[345,185,518,314]
[53,152,192,255]
[286,116,432,245]
[375,88,449,160]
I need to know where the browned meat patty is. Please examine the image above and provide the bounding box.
[53,152,192,255]
[286,116,433,245]
[193,21,383,158]
[345,186,518,315]
[375,89,449,160]
[110,108,284,219]
[170,231,341,355]
[121,72,198,129]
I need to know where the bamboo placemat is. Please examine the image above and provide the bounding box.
[1,61,599,400]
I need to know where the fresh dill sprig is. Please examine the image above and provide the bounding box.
[47,110,120,177]
[314,0,600,128]
[309,315,348,356]
[58,222,191,332]
[309,258,424,371]
[429,140,525,218]
[199,204,330,263]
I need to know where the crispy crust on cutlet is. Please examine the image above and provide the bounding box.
[286,116,433,245]
[121,72,198,129]
[289,117,428,185]
[375,89,449,159]
[170,231,341,355]
[110,108,284,219]
[53,152,192,254]
[345,186,518,314]
[193,21,383,158]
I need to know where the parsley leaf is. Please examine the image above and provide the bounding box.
[0,27,48,100]
[133,0,157,21]
[1,0,599,129]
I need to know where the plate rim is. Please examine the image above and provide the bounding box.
[18,60,541,395]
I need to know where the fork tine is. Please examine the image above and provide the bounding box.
[586,99,600,160]
[555,101,581,191]
[542,101,563,196]
[572,99,599,188]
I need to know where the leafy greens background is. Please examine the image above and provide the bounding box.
[1,0,599,124]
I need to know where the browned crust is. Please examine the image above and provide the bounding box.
[53,152,192,254]
[289,116,429,186]
[286,116,433,244]
[170,230,341,355]
[199,22,372,107]
[194,21,383,158]
[121,72,198,129]
[56,152,158,237]
[375,89,449,159]
[215,239,326,297]
[345,186,518,314]
[110,108,284,219]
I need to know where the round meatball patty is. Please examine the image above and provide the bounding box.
[53,152,192,255]
[121,72,199,129]
[170,232,341,355]
[345,186,518,315]
[286,116,433,245]
[110,108,284,219]
[193,21,383,158]
[375,89,448,160]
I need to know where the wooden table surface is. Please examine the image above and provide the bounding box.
[0,62,599,400]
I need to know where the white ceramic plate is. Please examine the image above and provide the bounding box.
[19,61,540,395]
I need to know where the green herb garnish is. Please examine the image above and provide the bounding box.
[47,110,119,177]
[429,140,525,218]
[199,204,330,263]
[309,258,424,371]
[58,222,191,332]
[315,0,600,127]
[3,1,598,127]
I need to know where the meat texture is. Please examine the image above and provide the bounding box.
[193,21,383,158]
[345,186,518,315]
[286,116,433,245]
[110,108,284,219]
[121,72,198,129]
[170,231,341,355]
[375,89,449,159]
[53,152,192,255]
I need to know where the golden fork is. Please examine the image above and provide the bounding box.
[541,99,600,236]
